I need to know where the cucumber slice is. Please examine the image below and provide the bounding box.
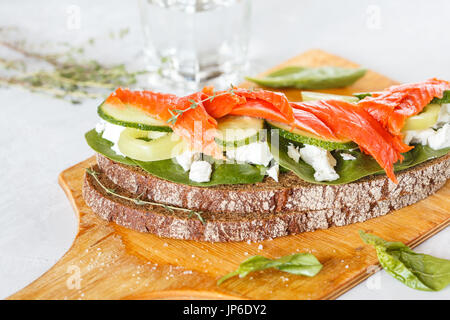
[402,104,441,131]
[301,91,359,103]
[266,120,357,150]
[98,102,172,132]
[215,116,264,147]
[117,128,186,161]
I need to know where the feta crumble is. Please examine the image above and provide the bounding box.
[341,153,356,161]
[403,128,435,145]
[287,143,339,181]
[175,150,198,172]
[299,144,339,182]
[226,142,273,166]
[99,121,126,156]
[189,161,212,183]
[287,143,301,162]
[95,120,106,133]
[147,131,168,140]
[266,163,279,182]
[434,103,450,127]
[428,123,450,150]
[403,123,450,150]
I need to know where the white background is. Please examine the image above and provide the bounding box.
[0,0,449,299]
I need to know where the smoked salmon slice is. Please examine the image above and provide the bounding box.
[201,87,295,123]
[292,100,413,183]
[233,88,295,123]
[106,88,222,158]
[292,108,338,141]
[228,100,291,124]
[201,86,246,118]
[358,78,450,135]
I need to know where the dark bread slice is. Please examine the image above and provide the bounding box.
[84,154,450,242]
[97,153,450,215]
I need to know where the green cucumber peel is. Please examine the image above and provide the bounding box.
[98,103,173,132]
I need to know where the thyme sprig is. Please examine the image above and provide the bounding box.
[0,30,147,103]
[166,84,238,125]
[86,168,205,224]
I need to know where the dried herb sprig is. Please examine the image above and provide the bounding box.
[86,168,205,224]
[166,84,238,125]
[0,31,147,103]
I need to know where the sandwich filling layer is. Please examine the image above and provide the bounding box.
[86,79,450,186]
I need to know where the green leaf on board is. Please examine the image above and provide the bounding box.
[359,231,450,291]
[217,253,323,285]
[246,66,366,89]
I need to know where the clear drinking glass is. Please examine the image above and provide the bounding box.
[139,0,251,91]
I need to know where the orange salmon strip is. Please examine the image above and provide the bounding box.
[106,88,222,158]
[292,100,413,183]
[358,78,450,135]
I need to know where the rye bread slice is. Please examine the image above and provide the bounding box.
[96,153,450,215]
[84,154,450,242]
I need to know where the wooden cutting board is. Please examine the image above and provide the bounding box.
[9,50,449,300]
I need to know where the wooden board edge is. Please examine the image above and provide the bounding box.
[122,289,248,300]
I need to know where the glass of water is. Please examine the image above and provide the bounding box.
[139,0,251,91]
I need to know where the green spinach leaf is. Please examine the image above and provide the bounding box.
[246,66,366,89]
[85,129,265,187]
[359,231,450,291]
[270,135,449,185]
[217,253,323,285]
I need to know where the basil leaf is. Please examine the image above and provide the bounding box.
[359,231,450,291]
[217,253,322,285]
[134,158,265,187]
[354,90,450,104]
[265,66,307,78]
[246,66,366,89]
[431,90,450,104]
[85,129,265,187]
[353,92,373,100]
[270,135,450,185]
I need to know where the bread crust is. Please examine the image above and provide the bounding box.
[82,153,450,242]
[96,153,450,214]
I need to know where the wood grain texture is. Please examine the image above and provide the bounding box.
[8,49,450,300]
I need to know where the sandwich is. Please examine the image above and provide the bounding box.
[82,79,450,242]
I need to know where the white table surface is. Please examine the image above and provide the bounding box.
[0,0,448,300]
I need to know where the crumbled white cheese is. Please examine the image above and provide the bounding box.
[175,150,198,172]
[341,153,356,161]
[428,123,450,150]
[95,120,106,133]
[298,144,339,182]
[189,161,212,182]
[403,123,450,150]
[266,163,279,182]
[101,122,126,156]
[287,143,301,162]
[435,103,450,127]
[226,142,273,166]
[147,131,168,140]
[403,128,435,145]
